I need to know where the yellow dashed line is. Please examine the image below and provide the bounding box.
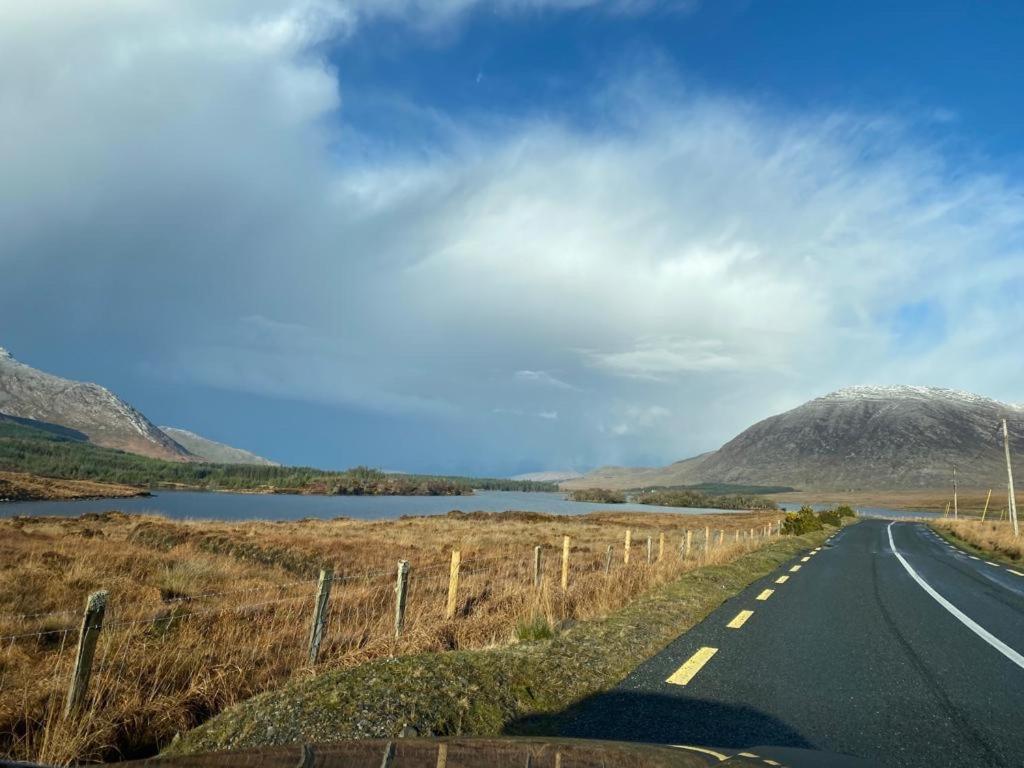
[789,564,802,572]
[666,647,718,686]
[756,589,774,601]
[727,610,754,629]
[775,575,789,584]
[670,745,728,761]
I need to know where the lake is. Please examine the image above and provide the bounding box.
[0,489,926,522]
[0,489,753,521]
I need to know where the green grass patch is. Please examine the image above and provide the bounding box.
[166,529,829,756]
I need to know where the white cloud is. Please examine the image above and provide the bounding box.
[2,1,1024,470]
[514,370,578,390]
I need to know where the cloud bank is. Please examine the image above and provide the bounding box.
[2,1,1023,472]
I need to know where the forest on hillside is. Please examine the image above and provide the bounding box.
[0,420,557,494]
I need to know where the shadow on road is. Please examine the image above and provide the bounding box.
[506,689,816,750]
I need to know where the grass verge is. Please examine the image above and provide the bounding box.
[930,520,1023,567]
[168,528,828,756]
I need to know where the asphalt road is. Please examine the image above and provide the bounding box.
[548,519,1024,767]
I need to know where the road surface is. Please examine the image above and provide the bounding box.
[547,519,1024,767]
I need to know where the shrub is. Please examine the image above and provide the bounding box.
[782,506,824,535]
[835,505,857,518]
[817,509,843,527]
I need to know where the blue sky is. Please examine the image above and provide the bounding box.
[2,1,1023,475]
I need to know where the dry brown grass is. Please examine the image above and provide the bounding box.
[0,508,783,765]
[933,518,1024,563]
[0,472,145,501]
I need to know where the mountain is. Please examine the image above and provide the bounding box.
[510,470,583,483]
[564,386,1024,492]
[160,427,277,466]
[0,347,191,461]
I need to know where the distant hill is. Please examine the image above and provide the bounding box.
[161,427,277,466]
[0,347,191,461]
[564,386,1024,492]
[511,470,583,483]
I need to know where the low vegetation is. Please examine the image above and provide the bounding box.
[932,519,1023,564]
[0,421,557,494]
[782,504,856,535]
[0,508,784,765]
[168,528,828,756]
[566,488,626,503]
[638,489,778,511]
[0,471,148,501]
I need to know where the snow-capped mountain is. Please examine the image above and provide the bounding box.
[566,386,1024,491]
[0,346,191,461]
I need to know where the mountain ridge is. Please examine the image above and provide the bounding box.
[564,386,1024,492]
[0,347,191,461]
[160,427,277,466]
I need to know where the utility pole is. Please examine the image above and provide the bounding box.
[1002,419,1019,537]
[953,465,958,520]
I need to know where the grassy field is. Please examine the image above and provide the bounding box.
[0,508,784,765]
[170,528,829,756]
[931,518,1023,565]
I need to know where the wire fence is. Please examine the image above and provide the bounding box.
[0,520,782,765]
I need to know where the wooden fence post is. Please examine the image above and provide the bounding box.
[624,529,631,564]
[561,536,570,591]
[446,550,461,620]
[982,489,992,522]
[718,530,725,547]
[65,590,108,717]
[685,529,692,559]
[646,537,653,564]
[394,560,410,638]
[533,545,542,588]
[307,568,333,665]
[704,526,710,551]
[604,544,613,575]
[658,532,665,562]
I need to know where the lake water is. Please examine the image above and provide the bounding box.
[0,489,926,522]
[0,490,752,522]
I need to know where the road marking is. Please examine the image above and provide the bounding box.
[969,556,980,560]
[775,575,789,584]
[986,561,1000,567]
[727,610,754,628]
[1008,569,1024,577]
[763,761,781,767]
[888,523,1024,672]
[670,744,728,761]
[800,556,810,562]
[756,589,774,601]
[789,565,802,572]
[666,647,718,686]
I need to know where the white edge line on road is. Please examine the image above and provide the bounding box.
[887,522,1024,672]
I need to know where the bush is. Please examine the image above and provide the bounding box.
[817,509,843,527]
[782,506,824,535]
[835,505,857,518]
